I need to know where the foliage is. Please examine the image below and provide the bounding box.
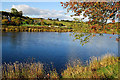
[11,8,23,17]
[2,19,9,25]
[11,8,18,16]
[18,11,23,17]
[61,1,119,26]
[60,1,120,46]
[2,54,119,79]
[72,33,92,46]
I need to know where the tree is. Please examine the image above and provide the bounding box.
[19,11,23,17]
[29,20,33,24]
[2,19,9,25]
[41,20,44,25]
[11,17,16,25]
[16,17,21,20]
[11,17,16,21]
[13,17,21,26]
[57,18,59,21]
[24,20,29,24]
[61,1,119,29]
[61,1,120,46]
[11,8,19,16]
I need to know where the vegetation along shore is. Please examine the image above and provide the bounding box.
[2,54,120,79]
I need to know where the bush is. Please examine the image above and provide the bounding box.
[2,19,9,25]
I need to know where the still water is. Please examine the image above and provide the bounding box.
[2,32,118,71]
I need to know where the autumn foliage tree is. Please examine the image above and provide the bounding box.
[60,1,119,31]
[61,0,120,45]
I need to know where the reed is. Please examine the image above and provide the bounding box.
[2,54,119,79]
[2,62,44,79]
[2,27,73,32]
[61,54,119,78]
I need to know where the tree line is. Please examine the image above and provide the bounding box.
[1,8,72,26]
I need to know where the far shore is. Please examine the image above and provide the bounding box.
[2,26,119,35]
[2,26,73,32]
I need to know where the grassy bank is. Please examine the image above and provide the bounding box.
[62,54,119,78]
[2,54,120,79]
[2,26,73,32]
[1,22,120,34]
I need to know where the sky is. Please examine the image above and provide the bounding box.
[1,2,119,22]
[1,2,88,21]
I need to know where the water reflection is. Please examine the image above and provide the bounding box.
[2,32,118,71]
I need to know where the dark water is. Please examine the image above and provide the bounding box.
[2,32,118,72]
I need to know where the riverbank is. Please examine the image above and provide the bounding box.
[1,26,119,35]
[2,54,119,79]
[2,26,73,32]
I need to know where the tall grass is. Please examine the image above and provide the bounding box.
[2,62,44,79]
[2,54,119,79]
[0,65,2,79]
[61,54,119,78]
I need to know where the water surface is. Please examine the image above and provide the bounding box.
[2,32,118,72]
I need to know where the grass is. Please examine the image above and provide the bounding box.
[2,62,44,78]
[61,54,119,78]
[2,25,73,32]
[97,62,119,78]
[20,24,45,27]
[2,54,120,79]
[2,21,120,34]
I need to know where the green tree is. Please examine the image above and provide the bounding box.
[25,20,29,24]
[13,17,22,26]
[11,17,16,25]
[11,17,16,21]
[18,11,23,16]
[29,20,33,24]
[11,8,19,16]
[16,17,21,21]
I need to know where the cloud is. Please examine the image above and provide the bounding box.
[11,4,89,21]
[7,4,119,22]
[11,4,73,20]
